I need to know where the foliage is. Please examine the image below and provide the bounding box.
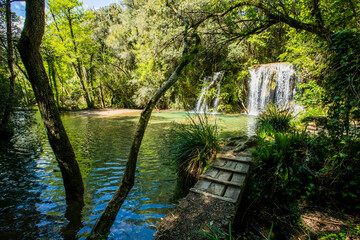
[278,29,328,82]
[251,130,309,201]
[315,223,360,240]
[245,92,360,236]
[324,30,360,139]
[170,113,219,186]
[196,223,240,240]
[256,104,293,133]
[44,0,96,109]
[296,80,325,110]
[248,120,360,235]
[0,2,33,136]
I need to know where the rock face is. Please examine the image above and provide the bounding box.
[225,134,259,152]
[247,62,297,115]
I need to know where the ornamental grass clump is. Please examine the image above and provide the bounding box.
[256,103,293,133]
[171,113,219,187]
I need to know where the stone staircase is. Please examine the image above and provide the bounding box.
[190,151,251,204]
[155,148,252,240]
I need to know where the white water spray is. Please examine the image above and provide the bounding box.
[247,63,297,115]
[194,71,225,113]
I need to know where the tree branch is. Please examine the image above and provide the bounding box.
[210,0,333,42]
[86,4,200,239]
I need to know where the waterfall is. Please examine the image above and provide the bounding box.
[194,71,225,113]
[247,63,297,115]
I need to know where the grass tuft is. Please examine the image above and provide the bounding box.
[256,103,293,133]
[170,113,219,187]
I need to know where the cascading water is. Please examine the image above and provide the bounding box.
[194,71,225,113]
[247,63,297,115]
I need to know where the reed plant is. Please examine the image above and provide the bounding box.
[256,103,293,133]
[170,113,219,187]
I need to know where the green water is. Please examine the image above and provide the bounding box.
[0,111,255,239]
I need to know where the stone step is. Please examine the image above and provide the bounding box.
[217,151,250,158]
[218,156,252,164]
[211,165,248,174]
[190,188,236,203]
[199,175,243,188]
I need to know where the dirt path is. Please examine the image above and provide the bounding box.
[74,108,142,117]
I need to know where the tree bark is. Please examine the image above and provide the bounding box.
[99,79,105,108]
[1,0,16,130]
[17,0,84,206]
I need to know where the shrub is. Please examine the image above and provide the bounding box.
[250,130,360,212]
[170,113,219,187]
[256,103,293,133]
[295,80,325,110]
[325,30,360,139]
[250,130,309,201]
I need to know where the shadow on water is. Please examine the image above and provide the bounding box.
[0,119,64,239]
[0,111,255,239]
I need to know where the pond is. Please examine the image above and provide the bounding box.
[0,110,255,239]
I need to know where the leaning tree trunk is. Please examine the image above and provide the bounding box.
[86,60,191,240]
[17,0,84,206]
[1,0,16,131]
[86,29,200,239]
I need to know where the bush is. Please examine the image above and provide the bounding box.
[250,130,360,212]
[308,135,360,211]
[251,130,309,201]
[256,103,293,133]
[325,30,360,139]
[170,113,219,187]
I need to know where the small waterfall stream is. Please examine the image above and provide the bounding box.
[194,71,224,113]
[247,63,297,115]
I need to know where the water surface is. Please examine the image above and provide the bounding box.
[0,111,255,239]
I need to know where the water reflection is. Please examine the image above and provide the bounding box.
[0,111,255,239]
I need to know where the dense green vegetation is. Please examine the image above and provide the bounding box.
[1,0,360,239]
[1,0,356,116]
[241,103,360,239]
[0,0,295,117]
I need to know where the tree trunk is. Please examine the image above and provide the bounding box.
[72,61,93,108]
[1,0,16,131]
[17,0,84,206]
[89,53,95,102]
[86,25,200,238]
[67,10,94,109]
[51,61,60,107]
[86,60,190,240]
[99,79,105,108]
[47,59,59,107]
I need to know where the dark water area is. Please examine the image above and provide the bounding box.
[0,111,255,239]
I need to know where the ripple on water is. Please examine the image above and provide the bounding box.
[1,111,254,239]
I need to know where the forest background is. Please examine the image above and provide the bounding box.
[1,0,338,115]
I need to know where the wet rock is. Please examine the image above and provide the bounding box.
[225,134,248,146]
[231,135,259,152]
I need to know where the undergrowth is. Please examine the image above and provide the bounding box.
[256,103,293,133]
[170,113,219,187]
[241,103,360,239]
